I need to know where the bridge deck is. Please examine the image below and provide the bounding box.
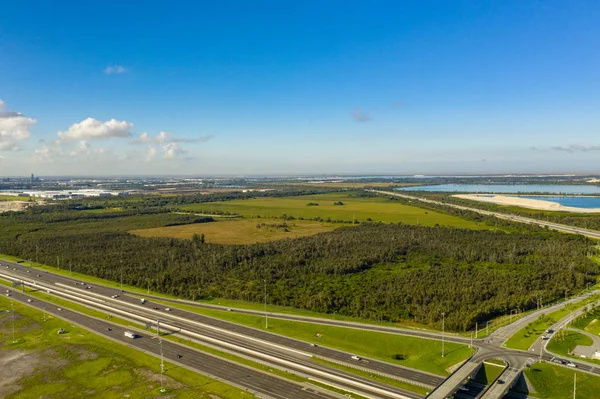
[479,367,521,399]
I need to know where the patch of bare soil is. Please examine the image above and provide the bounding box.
[0,347,69,397]
[0,350,43,397]
[136,368,186,390]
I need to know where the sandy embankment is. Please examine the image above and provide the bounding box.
[454,194,600,213]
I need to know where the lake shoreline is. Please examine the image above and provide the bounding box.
[454,194,600,213]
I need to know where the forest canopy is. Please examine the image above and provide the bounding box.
[0,206,597,331]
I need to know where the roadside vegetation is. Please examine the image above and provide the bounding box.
[504,295,600,350]
[523,362,600,399]
[311,357,430,395]
[151,298,473,376]
[0,296,253,399]
[473,361,505,385]
[547,330,594,358]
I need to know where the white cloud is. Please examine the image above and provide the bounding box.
[104,65,126,74]
[69,141,90,156]
[146,146,158,162]
[131,131,172,144]
[131,132,214,144]
[34,140,63,162]
[163,142,186,160]
[57,118,133,140]
[0,100,37,151]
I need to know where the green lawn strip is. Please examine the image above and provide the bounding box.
[163,331,308,383]
[308,380,369,399]
[0,253,448,334]
[21,287,136,329]
[473,362,505,385]
[570,305,600,336]
[504,295,600,350]
[524,362,600,399]
[150,299,473,376]
[547,330,596,362]
[0,296,253,399]
[0,195,32,201]
[311,357,430,396]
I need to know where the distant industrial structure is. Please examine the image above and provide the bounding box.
[0,189,132,200]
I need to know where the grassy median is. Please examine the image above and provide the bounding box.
[0,296,253,399]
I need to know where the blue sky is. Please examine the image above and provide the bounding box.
[1,0,599,176]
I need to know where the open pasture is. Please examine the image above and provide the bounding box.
[178,193,487,228]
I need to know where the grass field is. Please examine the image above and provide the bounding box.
[524,362,600,399]
[311,357,430,395]
[473,362,505,385]
[0,297,253,399]
[547,330,593,357]
[504,296,600,350]
[130,218,338,244]
[150,299,473,376]
[571,306,600,336]
[177,193,488,228]
[0,195,30,201]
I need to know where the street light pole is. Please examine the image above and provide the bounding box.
[159,339,166,393]
[12,302,16,343]
[264,279,268,329]
[486,320,490,336]
[441,312,445,358]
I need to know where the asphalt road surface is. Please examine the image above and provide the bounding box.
[2,288,336,399]
[0,262,423,399]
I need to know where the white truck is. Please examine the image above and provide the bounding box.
[124,331,137,339]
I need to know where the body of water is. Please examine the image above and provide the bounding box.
[397,184,600,195]
[520,196,600,209]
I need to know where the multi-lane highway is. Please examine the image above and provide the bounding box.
[3,252,600,399]
[0,260,431,399]
[3,288,333,399]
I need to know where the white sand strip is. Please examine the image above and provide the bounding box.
[453,194,600,213]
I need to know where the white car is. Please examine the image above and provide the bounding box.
[567,362,577,368]
[165,308,172,312]
[351,355,361,361]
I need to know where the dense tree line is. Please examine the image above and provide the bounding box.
[0,208,597,330]
[72,186,347,210]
